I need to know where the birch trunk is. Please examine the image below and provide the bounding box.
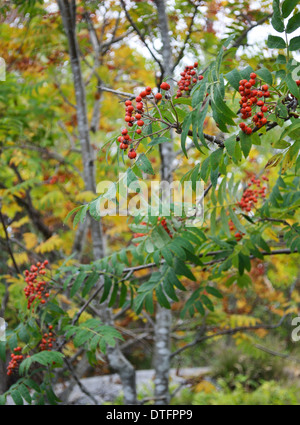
[57,0,137,405]
[153,0,175,405]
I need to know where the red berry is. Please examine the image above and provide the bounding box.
[128,149,137,159]
[160,82,170,90]
[155,93,163,100]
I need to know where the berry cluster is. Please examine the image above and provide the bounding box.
[39,325,56,351]
[238,176,268,212]
[24,260,50,310]
[176,62,203,98]
[238,73,270,134]
[7,347,24,376]
[117,83,170,159]
[159,217,173,238]
[133,217,172,241]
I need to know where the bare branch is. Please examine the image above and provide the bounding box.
[120,0,164,74]
[170,315,288,358]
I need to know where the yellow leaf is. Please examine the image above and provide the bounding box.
[23,232,38,250]
[35,234,63,254]
[75,191,96,203]
[7,252,28,267]
[194,381,216,393]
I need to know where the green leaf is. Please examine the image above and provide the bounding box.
[225,69,242,91]
[225,134,237,157]
[70,272,86,297]
[197,101,209,148]
[181,113,192,157]
[73,205,88,229]
[239,132,252,158]
[195,301,205,315]
[18,384,32,404]
[240,66,254,81]
[286,13,300,33]
[256,68,273,86]
[148,136,170,147]
[289,36,300,51]
[163,278,179,302]
[285,73,300,98]
[161,247,173,266]
[200,157,211,182]
[135,153,155,175]
[205,286,223,299]
[156,285,170,309]
[282,0,299,18]
[11,390,23,405]
[64,205,82,225]
[201,294,214,311]
[166,269,186,291]
[213,85,237,119]
[229,207,246,233]
[0,394,6,405]
[267,35,286,49]
[271,9,285,32]
[210,148,223,170]
[174,258,196,281]
[82,272,99,297]
[0,342,6,361]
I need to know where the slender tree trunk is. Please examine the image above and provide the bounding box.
[153,0,174,405]
[57,0,137,405]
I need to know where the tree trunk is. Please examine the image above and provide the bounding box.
[153,0,174,405]
[57,0,137,405]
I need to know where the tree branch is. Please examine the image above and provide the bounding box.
[170,315,287,358]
